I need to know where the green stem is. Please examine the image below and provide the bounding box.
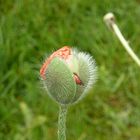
[58,105,68,140]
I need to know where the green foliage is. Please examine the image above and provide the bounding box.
[0,0,140,140]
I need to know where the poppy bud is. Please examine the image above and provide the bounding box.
[40,46,97,105]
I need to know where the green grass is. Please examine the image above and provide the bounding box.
[0,0,140,139]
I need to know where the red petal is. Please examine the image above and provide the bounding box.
[73,73,84,85]
[40,46,71,79]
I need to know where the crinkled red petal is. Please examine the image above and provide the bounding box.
[40,46,71,79]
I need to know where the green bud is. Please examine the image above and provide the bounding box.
[40,47,97,105]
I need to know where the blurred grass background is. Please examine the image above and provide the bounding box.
[0,0,140,140]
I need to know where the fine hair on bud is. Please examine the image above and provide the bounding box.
[40,46,97,105]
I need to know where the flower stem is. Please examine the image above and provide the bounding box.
[104,12,140,67]
[58,105,68,140]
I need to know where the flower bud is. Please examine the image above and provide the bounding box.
[40,46,97,105]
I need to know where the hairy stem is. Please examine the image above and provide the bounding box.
[58,105,68,140]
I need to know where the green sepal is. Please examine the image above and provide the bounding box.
[72,57,89,103]
[43,57,76,104]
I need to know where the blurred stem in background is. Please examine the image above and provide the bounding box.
[104,13,140,67]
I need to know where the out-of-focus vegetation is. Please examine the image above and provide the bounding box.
[0,0,140,140]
